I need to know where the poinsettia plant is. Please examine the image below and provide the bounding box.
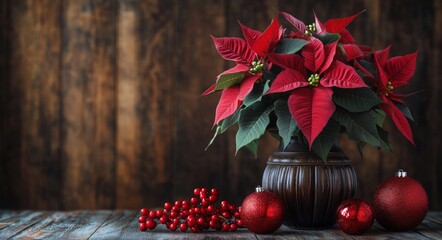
[203,10,418,160]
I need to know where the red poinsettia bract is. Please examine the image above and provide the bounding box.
[314,11,363,44]
[203,17,282,125]
[267,38,367,148]
[372,46,418,145]
[281,10,370,62]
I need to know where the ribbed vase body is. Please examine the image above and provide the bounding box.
[262,140,357,228]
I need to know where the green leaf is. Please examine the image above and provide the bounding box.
[315,33,340,44]
[333,88,382,112]
[332,108,382,147]
[377,126,392,151]
[214,72,245,91]
[396,102,414,121]
[220,108,241,132]
[274,99,297,149]
[359,60,377,79]
[236,101,274,152]
[275,39,309,54]
[312,118,340,160]
[206,109,241,150]
[244,139,259,158]
[205,125,222,150]
[370,108,386,127]
[243,80,270,107]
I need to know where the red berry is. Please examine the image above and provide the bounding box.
[140,208,149,216]
[236,219,244,227]
[209,220,217,228]
[211,214,220,222]
[202,207,208,215]
[190,197,198,205]
[174,200,182,207]
[164,202,172,211]
[193,207,201,214]
[222,212,230,219]
[180,210,189,217]
[179,223,188,232]
[229,204,236,213]
[193,188,201,196]
[138,215,147,223]
[148,211,156,219]
[172,218,180,224]
[159,216,168,224]
[189,219,197,227]
[139,222,147,231]
[211,188,220,196]
[230,223,237,231]
[209,195,218,202]
[201,198,211,207]
[182,200,190,210]
[146,219,157,230]
[156,210,163,218]
[169,223,177,231]
[222,223,230,231]
[191,227,199,233]
[170,211,179,219]
[207,205,216,213]
[197,217,205,225]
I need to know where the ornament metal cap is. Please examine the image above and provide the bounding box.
[256,185,264,192]
[396,169,407,177]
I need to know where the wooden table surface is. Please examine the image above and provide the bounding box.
[0,210,441,239]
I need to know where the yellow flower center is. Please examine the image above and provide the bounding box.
[250,60,264,74]
[308,73,320,87]
[304,23,317,36]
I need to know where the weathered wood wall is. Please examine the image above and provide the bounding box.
[0,0,441,210]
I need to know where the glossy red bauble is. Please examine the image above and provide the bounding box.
[336,199,374,235]
[373,170,428,231]
[241,186,284,234]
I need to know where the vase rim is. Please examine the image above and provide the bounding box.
[268,152,351,166]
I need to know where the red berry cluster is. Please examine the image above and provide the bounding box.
[138,187,243,232]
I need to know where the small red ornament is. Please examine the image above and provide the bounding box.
[373,169,428,231]
[336,199,374,235]
[241,186,284,234]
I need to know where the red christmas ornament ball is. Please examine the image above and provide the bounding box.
[241,186,284,234]
[373,169,428,231]
[336,199,374,235]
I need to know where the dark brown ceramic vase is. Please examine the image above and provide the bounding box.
[261,136,357,229]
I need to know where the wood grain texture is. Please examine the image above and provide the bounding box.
[1,210,442,239]
[61,0,117,209]
[9,0,62,210]
[0,0,15,209]
[0,0,441,210]
[172,0,227,201]
[89,210,136,239]
[115,0,174,209]
[89,0,117,209]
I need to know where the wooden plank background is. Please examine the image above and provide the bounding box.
[0,0,441,210]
